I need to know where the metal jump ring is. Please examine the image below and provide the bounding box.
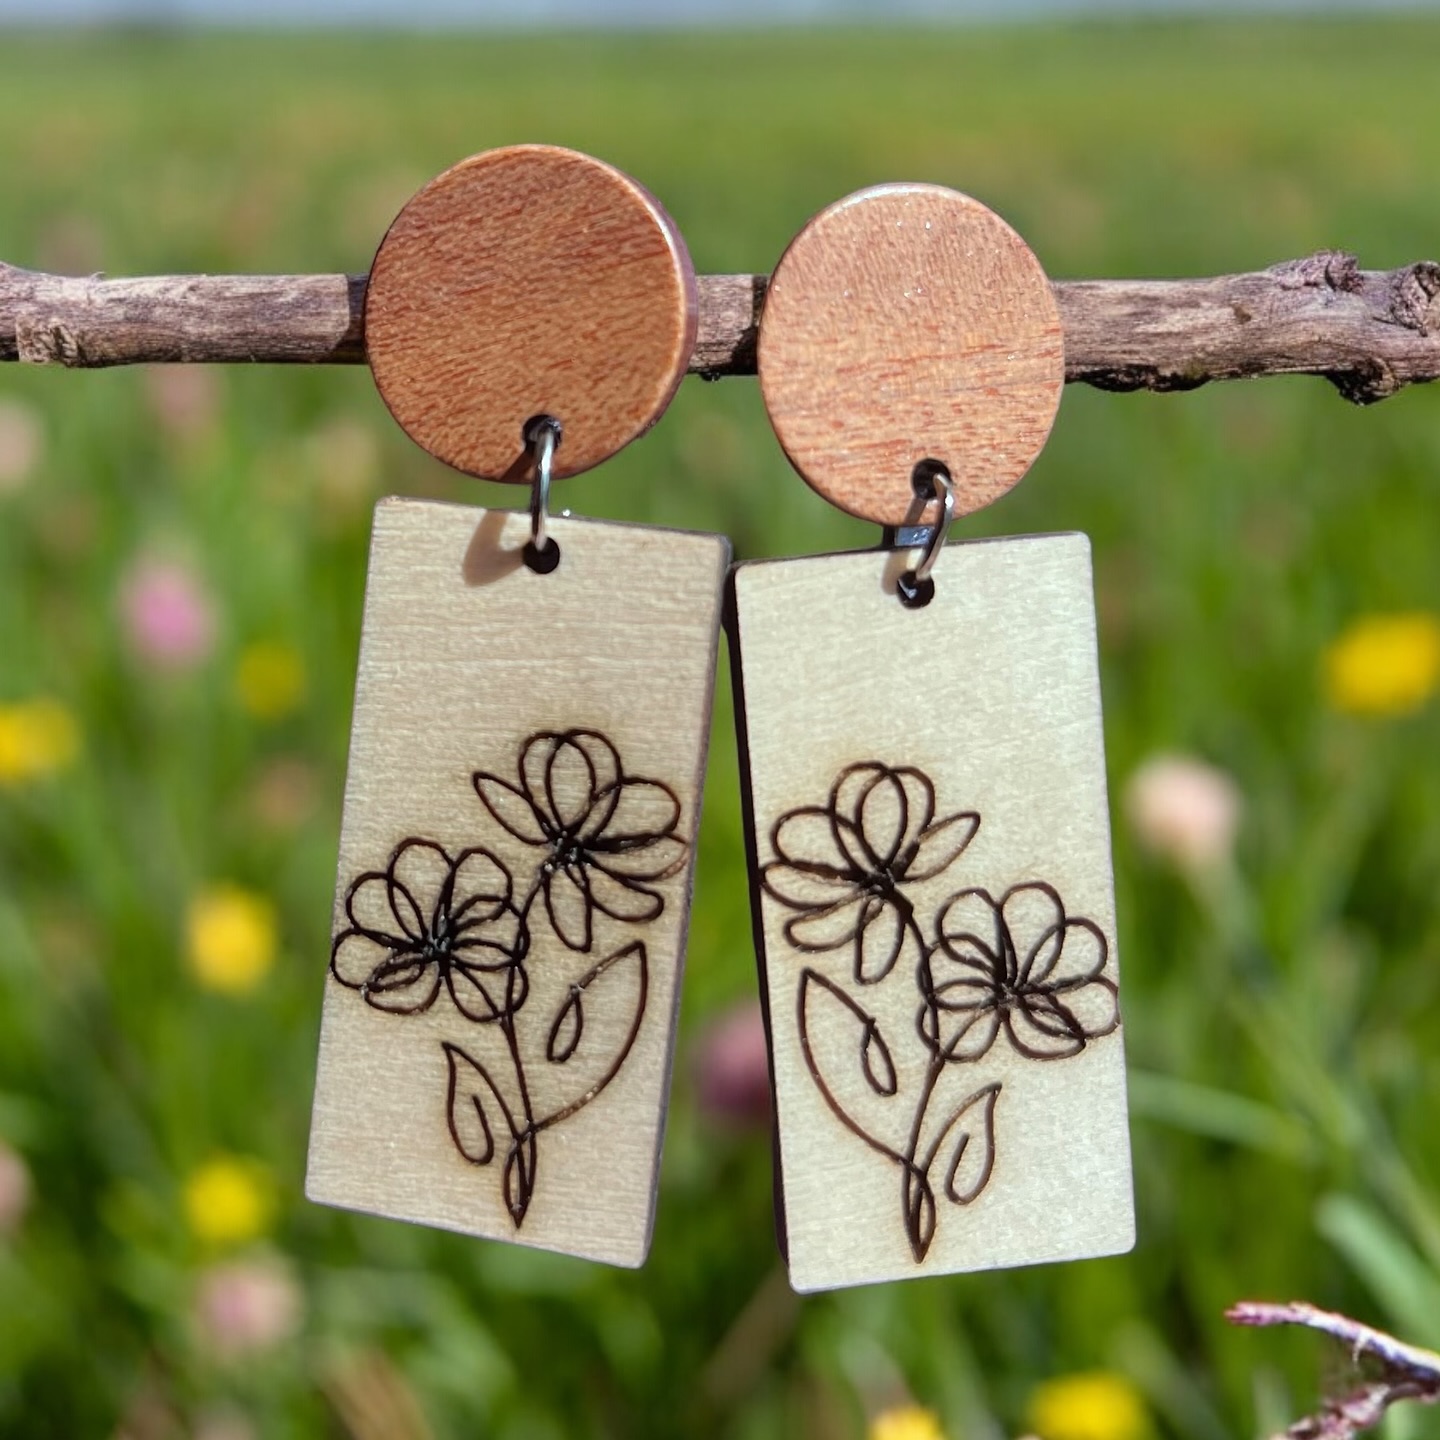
[910,468,955,585]
[523,417,562,574]
[528,419,559,553]
[896,467,955,607]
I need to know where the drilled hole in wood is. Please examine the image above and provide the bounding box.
[523,539,561,575]
[522,414,564,451]
[896,572,935,609]
[910,457,950,501]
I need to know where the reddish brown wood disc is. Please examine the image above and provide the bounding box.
[758,184,1064,526]
[365,145,697,481]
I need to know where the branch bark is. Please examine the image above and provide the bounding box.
[2,251,1437,404]
[1228,1300,1440,1439]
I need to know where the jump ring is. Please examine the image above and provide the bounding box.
[528,419,560,554]
[910,469,954,585]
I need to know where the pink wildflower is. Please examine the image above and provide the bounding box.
[145,366,224,444]
[192,1256,303,1360]
[1124,754,1242,872]
[119,557,217,669]
[694,1000,772,1128]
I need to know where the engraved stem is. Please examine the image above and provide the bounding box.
[501,888,544,1226]
[901,1057,947,1263]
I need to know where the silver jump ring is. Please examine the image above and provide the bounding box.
[528,419,559,554]
[911,469,955,583]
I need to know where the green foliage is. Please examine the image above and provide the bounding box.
[1,17,1439,1438]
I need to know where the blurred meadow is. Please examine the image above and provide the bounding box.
[2,16,1440,1439]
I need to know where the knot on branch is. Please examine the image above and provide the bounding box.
[1270,250,1364,294]
[1391,260,1440,332]
[16,316,86,366]
[1331,357,1402,406]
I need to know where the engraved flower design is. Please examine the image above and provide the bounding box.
[472,729,687,953]
[761,762,979,984]
[331,838,527,1023]
[764,758,1122,1265]
[329,727,685,1232]
[924,882,1119,1062]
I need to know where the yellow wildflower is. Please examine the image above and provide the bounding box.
[183,1155,273,1246]
[1028,1371,1149,1440]
[0,698,80,784]
[869,1405,947,1440]
[1323,612,1440,718]
[235,641,306,721]
[186,885,278,996]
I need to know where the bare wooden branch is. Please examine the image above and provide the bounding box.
[0,264,369,367]
[2,252,1437,404]
[1067,253,1440,404]
[1227,1300,1440,1439]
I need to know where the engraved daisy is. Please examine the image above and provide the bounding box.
[761,762,979,984]
[330,838,527,1022]
[924,882,1118,1061]
[472,729,688,953]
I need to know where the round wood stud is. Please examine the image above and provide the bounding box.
[365,145,697,481]
[758,184,1064,526]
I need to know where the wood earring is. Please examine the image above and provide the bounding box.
[729,183,1134,1292]
[306,145,728,1269]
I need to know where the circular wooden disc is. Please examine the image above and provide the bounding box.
[758,184,1064,525]
[365,145,697,481]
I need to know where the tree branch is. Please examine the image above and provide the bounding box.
[2,251,1437,404]
[1227,1300,1440,1439]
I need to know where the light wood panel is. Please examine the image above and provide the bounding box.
[758,184,1064,525]
[308,499,728,1268]
[729,534,1133,1292]
[365,145,697,481]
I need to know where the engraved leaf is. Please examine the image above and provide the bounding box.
[548,990,584,1064]
[860,1018,898,1097]
[927,1081,1001,1206]
[545,940,645,1067]
[502,1132,538,1227]
[443,1042,503,1167]
[535,943,649,1134]
[799,967,898,1100]
[902,1162,938,1262]
[800,967,898,1146]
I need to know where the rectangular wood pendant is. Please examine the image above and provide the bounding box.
[307,499,729,1267]
[729,533,1133,1293]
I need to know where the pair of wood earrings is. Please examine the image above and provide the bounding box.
[306,146,1134,1293]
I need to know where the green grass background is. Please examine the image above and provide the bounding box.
[2,17,1440,1438]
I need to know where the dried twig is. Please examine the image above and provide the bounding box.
[320,1345,433,1440]
[2,252,1437,403]
[1227,1300,1440,1439]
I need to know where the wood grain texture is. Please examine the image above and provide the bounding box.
[729,535,1133,1292]
[307,499,728,1267]
[3,253,1436,404]
[364,146,696,481]
[758,185,1064,525]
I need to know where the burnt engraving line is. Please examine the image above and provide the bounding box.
[765,761,1119,1262]
[796,969,907,1169]
[796,964,1003,1263]
[331,728,684,1228]
[537,941,650,1131]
